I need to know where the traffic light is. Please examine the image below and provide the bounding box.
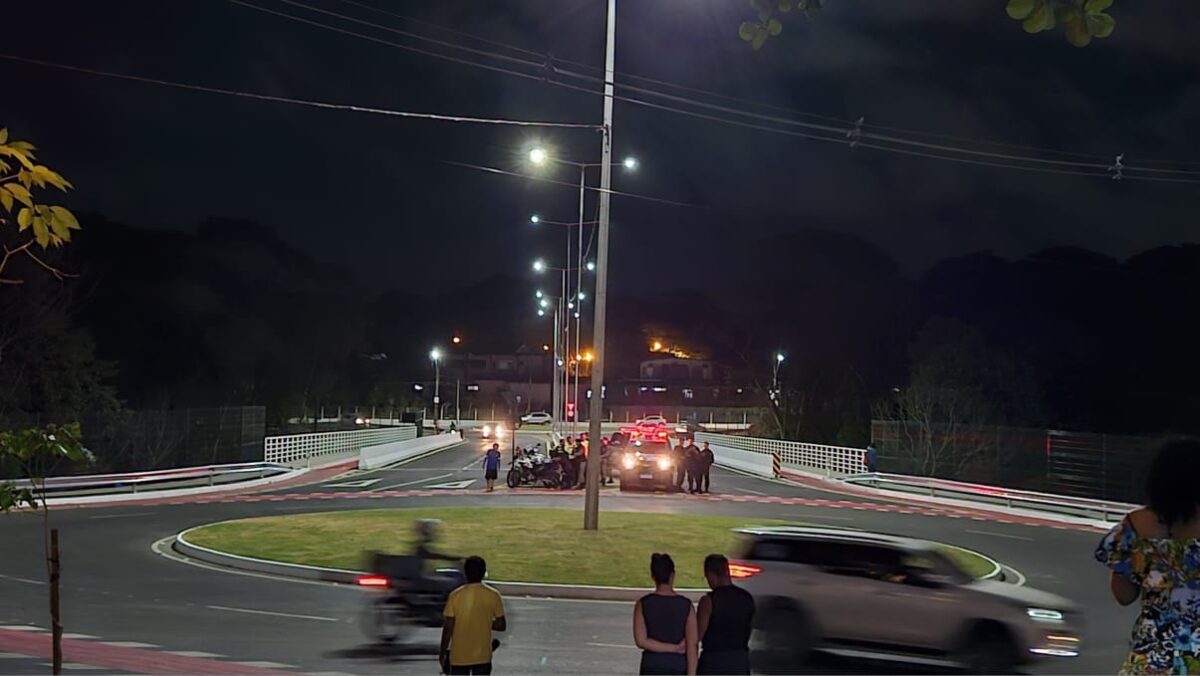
[566,402,576,419]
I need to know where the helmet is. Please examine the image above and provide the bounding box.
[415,519,441,539]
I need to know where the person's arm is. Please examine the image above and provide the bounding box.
[493,593,507,631]
[439,617,455,673]
[696,595,712,642]
[1111,572,1140,606]
[632,600,686,653]
[685,604,699,675]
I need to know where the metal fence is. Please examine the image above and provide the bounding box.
[263,424,417,465]
[696,432,863,476]
[75,406,266,474]
[870,420,1162,503]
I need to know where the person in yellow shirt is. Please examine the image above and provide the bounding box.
[440,556,506,675]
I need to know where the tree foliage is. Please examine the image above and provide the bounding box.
[0,128,80,284]
[739,0,1117,50]
[0,423,91,512]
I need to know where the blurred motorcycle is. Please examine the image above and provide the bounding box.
[357,553,465,644]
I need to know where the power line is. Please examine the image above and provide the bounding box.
[311,0,1200,175]
[0,53,599,130]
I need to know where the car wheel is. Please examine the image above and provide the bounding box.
[752,606,813,673]
[959,624,1017,674]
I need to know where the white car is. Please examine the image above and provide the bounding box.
[520,412,553,425]
[732,527,1080,673]
[635,415,667,426]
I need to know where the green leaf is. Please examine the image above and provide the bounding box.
[738,21,757,41]
[0,129,7,145]
[0,189,11,212]
[1086,12,1115,38]
[33,217,51,247]
[778,0,793,12]
[4,182,32,208]
[16,207,31,230]
[1006,0,1035,20]
[49,206,80,231]
[1065,14,1092,46]
[1022,3,1053,33]
[752,28,768,49]
[1085,0,1113,12]
[767,17,783,35]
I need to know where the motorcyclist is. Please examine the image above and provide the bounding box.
[413,519,461,593]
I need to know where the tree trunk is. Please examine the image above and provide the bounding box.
[50,527,62,675]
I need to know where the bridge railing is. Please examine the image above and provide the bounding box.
[263,425,417,465]
[5,462,293,498]
[696,432,863,476]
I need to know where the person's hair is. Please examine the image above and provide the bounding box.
[650,553,675,585]
[464,556,487,583]
[1147,439,1200,527]
[492,443,499,449]
[704,553,730,579]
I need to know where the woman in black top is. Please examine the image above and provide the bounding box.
[633,553,698,675]
[696,554,755,675]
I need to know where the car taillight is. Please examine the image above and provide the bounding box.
[356,575,390,587]
[728,562,762,579]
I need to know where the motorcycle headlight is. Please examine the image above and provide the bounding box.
[1026,608,1065,623]
[495,425,505,438]
[482,425,492,436]
[622,454,636,470]
[657,457,672,471]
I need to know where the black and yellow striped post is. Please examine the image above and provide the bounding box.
[772,452,781,479]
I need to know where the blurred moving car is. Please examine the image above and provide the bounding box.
[733,527,1080,673]
[673,418,702,435]
[617,442,675,491]
[480,423,505,439]
[520,411,553,425]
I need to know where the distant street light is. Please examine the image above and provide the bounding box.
[530,214,541,224]
[529,148,548,165]
[535,290,544,298]
[586,261,596,271]
[623,156,639,171]
[452,336,463,345]
[532,259,547,273]
[430,348,442,431]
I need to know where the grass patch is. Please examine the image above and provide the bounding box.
[185,507,995,587]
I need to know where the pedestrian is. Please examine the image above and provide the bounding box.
[684,438,701,494]
[698,442,714,494]
[696,554,755,675]
[482,443,502,492]
[1095,439,1200,674]
[441,556,506,675]
[575,437,589,489]
[863,444,878,474]
[671,438,687,491]
[633,553,697,675]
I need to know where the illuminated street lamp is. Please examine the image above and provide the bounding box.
[586,261,596,271]
[529,214,541,224]
[532,259,547,273]
[529,147,548,165]
[771,352,785,407]
[623,156,639,171]
[430,348,442,431]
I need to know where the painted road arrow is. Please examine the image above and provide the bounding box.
[324,478,382,488]
[424,480,476,490]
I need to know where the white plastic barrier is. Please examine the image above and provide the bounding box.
[358,432,464,470]
[707,443,775,477]
[265,425,417,465]
[696,431,863,477]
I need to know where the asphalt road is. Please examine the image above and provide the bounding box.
[0,432,1136,674]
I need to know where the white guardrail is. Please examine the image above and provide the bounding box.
[4,462,293,498]
[696,431,1136,522]
[263,425,417,465]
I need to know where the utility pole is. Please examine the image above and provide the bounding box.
[584,0,616,531]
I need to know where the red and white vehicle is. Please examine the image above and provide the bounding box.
[620,416,671,445]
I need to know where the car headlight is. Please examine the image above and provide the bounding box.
[657,457,672,471]
[495,426,505,438]
[1026,608,1064,623]
[622,455,636,470]
[482,425,492,436]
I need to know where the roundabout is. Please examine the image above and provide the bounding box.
[0,433,1136,674]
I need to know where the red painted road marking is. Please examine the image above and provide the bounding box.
[0,629,287,675]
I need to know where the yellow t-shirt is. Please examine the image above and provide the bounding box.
[444,583,505,666]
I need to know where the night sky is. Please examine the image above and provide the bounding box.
[4,1,1198,294]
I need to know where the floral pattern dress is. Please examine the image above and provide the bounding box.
[1095,519,1200,674]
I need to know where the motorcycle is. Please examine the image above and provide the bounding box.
[505,449,563,489]
[357,553,465,644]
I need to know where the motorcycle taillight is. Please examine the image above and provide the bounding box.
[356,574,390,587]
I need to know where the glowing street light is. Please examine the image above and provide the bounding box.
[776,353,786,363]
[535,290,544,298]
[429,348,442,431]
[578,291,586,300]
[623,156,639,171]
[529,147,548,165]
[452,336,462,345]
[586,261,596,271]
[539,298,549,309]
[530,214,541,224]
[532,259,547,273]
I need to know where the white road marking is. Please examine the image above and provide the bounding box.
[965,529,1035,542]
[586,642,637,650]
[0,652,29,658]
[374,472,453,491]
[425,479,476,490]
[735,487,767,496]
[233,661,296,669]
[324,479,382,488]
[0,625,45,632]
[205,604,340,623]
[56,663,108,671]
[782,512,855,521]
[100,641,159,648]
[88,511,156,520]
[0,574,44,586]
[165,650,225,658]
[61,633,99,639]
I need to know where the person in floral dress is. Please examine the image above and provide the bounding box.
[1096,439,1200,674]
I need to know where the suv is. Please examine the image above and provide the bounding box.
[520,411,553,425]
[733,527,1080,673]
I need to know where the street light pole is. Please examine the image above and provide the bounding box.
[431,349,442,432]
[584,0,617,532]
[574,164,585,436]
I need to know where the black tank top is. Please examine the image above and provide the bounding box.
[640,593,691,646]
[701,585,755,652]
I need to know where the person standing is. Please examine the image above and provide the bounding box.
[671,438,687,492]
[863,444,878,474]
[441,556,506,675]
[698,443,715,494]
[1095,439,1200,674]
[482,443,502,493]
[696,554,755,675]
[633,553,697,675]
[684,439,701,494]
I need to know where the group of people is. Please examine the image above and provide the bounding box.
[437,551,755,676]
[670,439,715,494]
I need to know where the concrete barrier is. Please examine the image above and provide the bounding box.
[708,443,775,478]
[358,432,463,470]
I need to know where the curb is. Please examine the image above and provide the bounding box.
[172,526,707,602]
[935,542,1003,582]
